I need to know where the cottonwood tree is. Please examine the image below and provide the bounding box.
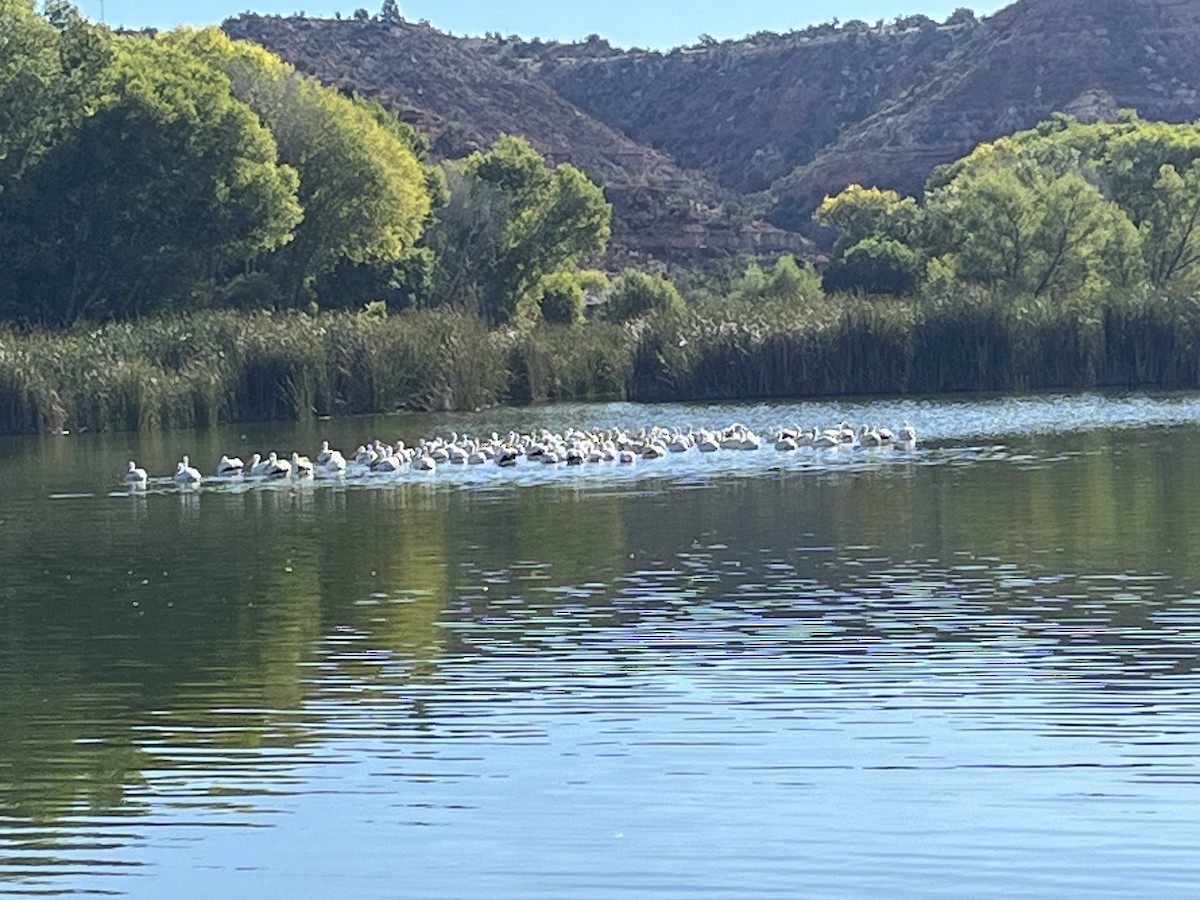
[422,135,610,324]
[171,28,432,307]
[0,32,301,324]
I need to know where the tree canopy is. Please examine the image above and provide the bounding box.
[0,21,301,323]
[421,134,611,324]
[816,113,1200,297]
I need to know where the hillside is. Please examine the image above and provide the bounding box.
[222,14,811,265]
[530,0,1200,231]
[226,0,1200,255]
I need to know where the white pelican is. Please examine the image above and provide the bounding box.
[858,426,882,448]
[317,448,346,475]
[899,420,917,444]
[123,460,148,486]
[370,449,401,474]
[642,441,667,460]
[291,452,315,478]
[215,454,244,477]
[412,453,436,472]
[260,452,290,478]
[174,457,202,485]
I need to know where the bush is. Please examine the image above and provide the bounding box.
[604,269,685,322]
[822,237,924,296]
[533,272,586,325]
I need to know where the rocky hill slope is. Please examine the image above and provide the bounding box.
[226,0,1200,256]
[223,14,810,265]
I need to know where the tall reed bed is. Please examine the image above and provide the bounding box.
[628,289,1200,402]
[4,291,1200,435]
[508,322,632,403]
[0,309,510,434]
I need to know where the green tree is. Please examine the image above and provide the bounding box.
[821,237,924,295]
[732,254,823,302]
[604,269,684,322]
[927,114,1200,290]
[424,134,610,324]
[0,32,301,324]
[0,0,62,193]
[170,28,432,307]
[0,0,110,194]
[1138,161,1200,290]
[532,271,586,325]
[926,164,1141,297]
[814,184,921,254]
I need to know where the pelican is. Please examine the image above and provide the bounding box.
[899,420,917,444]
[412,453,436,472]
[215,454,244,477]
[123,460,148,486]
[642,441,667,460]
[259,452,290,478]
[317,447,346,475]
[315,441,337,466]
[174,457,202,486]
[291,452,315,478]
[370,448,402,474]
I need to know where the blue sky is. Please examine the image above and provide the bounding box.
[73,1,1012,49]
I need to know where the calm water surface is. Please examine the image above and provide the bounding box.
[3,393,1200,898]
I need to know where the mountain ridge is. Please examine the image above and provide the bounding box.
[225,0,1200,260]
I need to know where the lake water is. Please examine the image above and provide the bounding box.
[3,393,1200,898]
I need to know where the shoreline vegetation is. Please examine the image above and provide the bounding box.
[2,286,1198,436]
[8,7,1200,436]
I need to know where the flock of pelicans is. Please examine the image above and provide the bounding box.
[121,420,919,488]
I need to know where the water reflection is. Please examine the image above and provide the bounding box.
[3,396,1200,896]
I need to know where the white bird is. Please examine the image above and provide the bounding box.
[123,460,148,486]
[259,452,290,478]
[858,426,882,448]
[291,452,314,478]
[370,448,401,473]
[899,420,917,444]
[317,447,346,475]
[174,457,202,485]
[216,454,244,477]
